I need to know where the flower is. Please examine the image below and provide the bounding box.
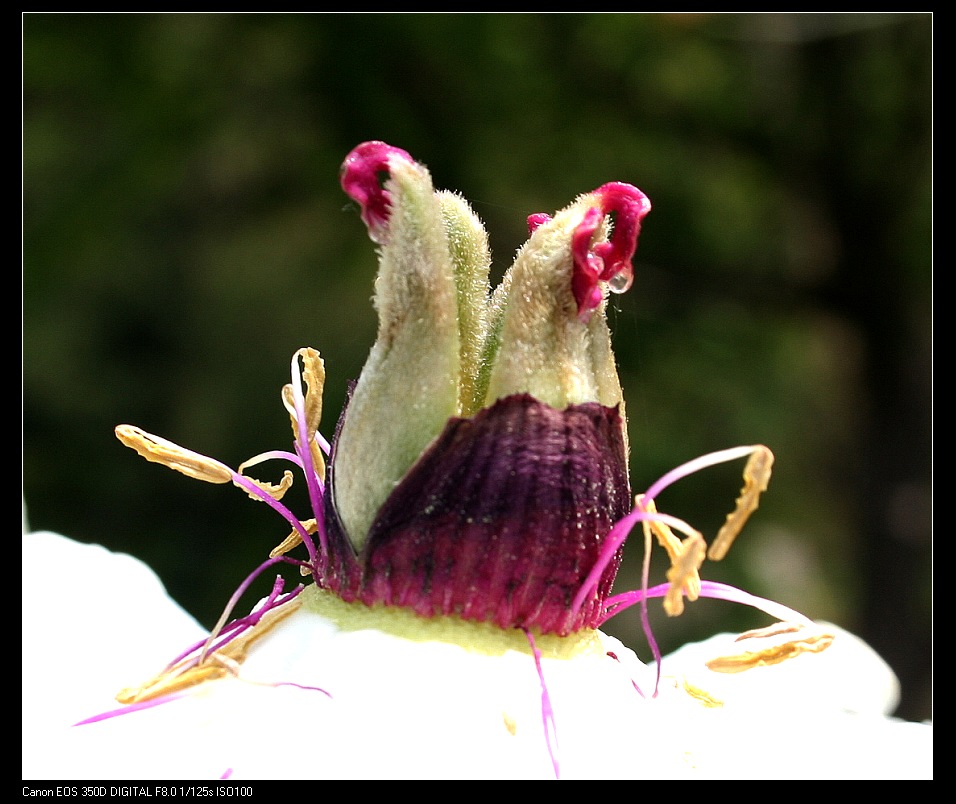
[22,142,932,780]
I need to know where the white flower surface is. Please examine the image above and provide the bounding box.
[22,530,931,780]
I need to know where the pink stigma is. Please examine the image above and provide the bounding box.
[527,212,552,233]
[571,182,651,319]
[340,141,414,244]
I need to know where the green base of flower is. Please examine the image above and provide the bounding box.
[301,585,606,661]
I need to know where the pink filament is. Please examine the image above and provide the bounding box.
[522,627,560,779]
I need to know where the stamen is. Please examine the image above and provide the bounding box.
[235,467,295,501]
[239,449,303,472]
[681,679,724,708]
[74,693,189,726]
[642,444,763,503]
[199,563,300,664]
[226,471,316,552]
[567,442,784,706]
[281,346,326,483]
[571,505,701,616]
[115,663,228,706]
[663,532,707,617]
[114,425,232,484]
[639,496,703,612]
[287,348,329,562]
[114,424,314,551]
[269,519,314,558]
[596,445,775,624]
[735,622,802,641]
[637,512,663,694]
[521,628,560,780]
[602,581,816,629]
[708,445,774,561]
[706,625,835,673]
[115,571,305,706]
[696,581,815,627]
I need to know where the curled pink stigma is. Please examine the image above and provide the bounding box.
[571,206,606,317]
[571,181,652,319]
[340,141,414,243]
[527,212,552,233]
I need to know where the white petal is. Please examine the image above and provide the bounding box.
[22,531,206,779]
[22,534,932,780]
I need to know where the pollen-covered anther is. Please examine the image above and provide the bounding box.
[114,425,233,484]
[270,519,321,576]
[234,461,295,501]
[734,622,803,642]
[705,623,836,674]
[115,658,229,705]
[269,520,313,559]
[282,347,326,481]
[633,495,704,616]
[681,678,725,708]
[708,445,774,561]
[116,595,303,705]
[664,531,707,617]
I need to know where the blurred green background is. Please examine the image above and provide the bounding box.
[23,13,931,722]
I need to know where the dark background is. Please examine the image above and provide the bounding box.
[23,13,931,722]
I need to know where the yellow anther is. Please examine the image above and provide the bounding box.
[282,347,326,482]
[298,347,325,435]
[664,533,706,617]
[705,625,835,674]
[639,496,682,564]
[114,425,233,484]
[639,496,704,613]
[115,662,228,705]
[269,519,315,558]
[234,462,294,501]
[708,445,774,561]
[116,596,302,704]
[681,678,725,708]
[734,622,803,642]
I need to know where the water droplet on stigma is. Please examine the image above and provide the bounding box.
[607,270,632,294]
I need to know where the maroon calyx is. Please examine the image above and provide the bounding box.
[320,394,631,636]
